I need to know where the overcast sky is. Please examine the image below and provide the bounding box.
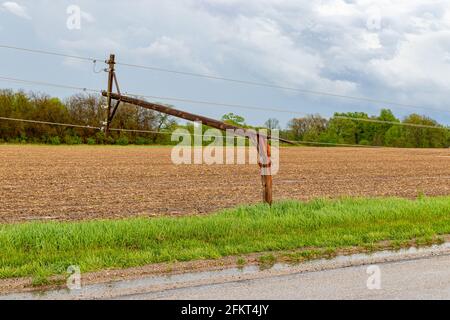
[1,0,450,127]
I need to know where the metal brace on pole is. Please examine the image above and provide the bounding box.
[104,54,122,138]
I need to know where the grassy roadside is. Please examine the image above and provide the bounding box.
[1,196,450,283]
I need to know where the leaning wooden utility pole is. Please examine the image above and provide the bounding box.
[256,134,273,205]
[102,54,286,205]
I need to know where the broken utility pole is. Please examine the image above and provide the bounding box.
[256,133,273,205]
[102,54,291,205]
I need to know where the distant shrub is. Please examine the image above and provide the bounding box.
[64,135,82,145]
[135,137,148,145]
[87,138,96,145]
[359,140,370,146]
[95,132,105,144]
[49,136,61,145]
[116,136,129,146]
[20,133,27,143]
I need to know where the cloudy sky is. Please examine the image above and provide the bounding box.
[1,0,450,127]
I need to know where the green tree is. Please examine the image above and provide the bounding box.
[222,113,246,127]
[401,114,447,148]
[371,109,400,146]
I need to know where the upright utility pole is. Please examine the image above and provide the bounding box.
[105,54,116,138]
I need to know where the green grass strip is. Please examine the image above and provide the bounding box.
[0,196,449,280]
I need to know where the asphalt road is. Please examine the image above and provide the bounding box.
[126,254,450,300]
[3,244,450,300]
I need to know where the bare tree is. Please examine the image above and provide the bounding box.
[288,115,328,140]
[264,118,280,130]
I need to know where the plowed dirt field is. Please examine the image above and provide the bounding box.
[0,145,448,223]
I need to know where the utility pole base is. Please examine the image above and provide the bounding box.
[262,174,273,205]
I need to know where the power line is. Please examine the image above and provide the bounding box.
[284,140,383,148]
[126,92,450,131]
[107,126,384,148]
[109,126,380,147]
[0,116,174,136]
[0,45,100,63]
[1,44,449,114]
[0,76,100,93]
[0,116,224,139]
[1,75,449,131]
[0,116,386,148]
[0,116,180,137]
[3,115,449,149]
[109,128,218,139]
[125,92,308,115]
[0,116,100,130]
[0,75,304,117]
[115,66,449,114]
[333,116,449,130]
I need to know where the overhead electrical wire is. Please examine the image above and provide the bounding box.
[333,116,449,130]
[126,92,450,131]
[0,75,448,131]
[123,92,308,114]
[0,76,99,93]
[0,116,205,138]
[1,44,449,114]
[0,116,101,130]
[0,45,100,62]
[0,115,387,148]
[118,61,449,113]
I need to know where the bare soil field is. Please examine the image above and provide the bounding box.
[0,145,448,223]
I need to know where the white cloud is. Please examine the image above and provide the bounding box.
[370,31,450,89]
[216,15,357,95]
[1,1,30,19]
[134,36,212,74]
[60,37,120,51]
[3,0,450,122]
[136,36,189,58]
[316,0,357,17]
[81,11,94,23]
[362,33,382,50]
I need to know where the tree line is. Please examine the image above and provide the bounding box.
[284,110,449,148]
[0,89,176,145]
[0,89,448,148]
